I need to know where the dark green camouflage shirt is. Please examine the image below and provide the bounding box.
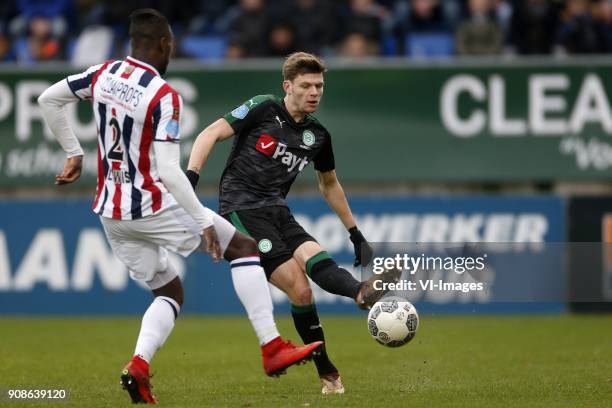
[219,95,335,214]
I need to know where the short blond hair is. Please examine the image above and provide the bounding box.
[282,52,327,81]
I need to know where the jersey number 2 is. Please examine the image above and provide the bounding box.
[107,117,124,161]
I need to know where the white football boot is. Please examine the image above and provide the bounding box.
[320,372,345,395]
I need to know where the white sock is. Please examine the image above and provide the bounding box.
[134,296,180,363]
[230,256,280,346]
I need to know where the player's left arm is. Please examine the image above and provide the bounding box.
[316,170,372,266]
[316,169,356,230]
[314,135,373,266]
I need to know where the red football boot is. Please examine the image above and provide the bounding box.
[262,337,323,377]
[120,355,157,404]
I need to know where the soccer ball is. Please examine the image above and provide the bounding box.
[367,296,419,347]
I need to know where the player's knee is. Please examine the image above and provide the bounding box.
[225,231,260,262]
[237,234,258,256]
[292,284,313,306]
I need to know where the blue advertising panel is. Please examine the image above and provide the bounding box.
[0,196,565,315]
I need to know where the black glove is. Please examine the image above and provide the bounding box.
[185,169,199,190]
[349,226,373,267]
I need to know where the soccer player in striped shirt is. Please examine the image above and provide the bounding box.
[38,8,321,405]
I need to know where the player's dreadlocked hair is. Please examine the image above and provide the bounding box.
[282,52,327,81]
[129,8,170,46]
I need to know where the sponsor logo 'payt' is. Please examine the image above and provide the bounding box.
[255,134,309,172]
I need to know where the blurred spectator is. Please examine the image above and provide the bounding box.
[28,16,62,60]
[594,0,612,51]
[4,0,612,63]
[0,0,18,33]
[71,25,114,66]
[189,0,235,34]
[455,0,503,56]
[102,0,200,34]
[101,1,185,40]
[0,33,15,61]
[70,0,109,65]
[0,0,17,61]
[267,22,297,57]
[96,0,132,50]
[339,31,380,57]
[390,0,455,56]
[10,0,74,36]
[73,0,106,33]
[342,0,390,44]
[283,0,341,55]
[491,0,513,38]
[400,0,451,33]
[509,0,561,54]
[9,0,75,62]
[152,0,201,35]
[556,0,604,54]
[221,0,269,58]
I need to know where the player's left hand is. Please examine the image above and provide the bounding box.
[349,227,373,267]
[55,156,83,185]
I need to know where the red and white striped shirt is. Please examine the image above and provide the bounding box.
[67,56,182,220]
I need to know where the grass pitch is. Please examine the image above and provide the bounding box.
[1,315,611,407]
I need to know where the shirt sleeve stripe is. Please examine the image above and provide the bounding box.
[138,71,155,88]
[67,72,95,94]
[65,78,82,100]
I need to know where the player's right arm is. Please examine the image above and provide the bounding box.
[186,118,234,182]
[37,65,100,185]
[186,95,274,188]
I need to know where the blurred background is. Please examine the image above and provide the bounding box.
[1,0,611,316]
[2,0,612,63]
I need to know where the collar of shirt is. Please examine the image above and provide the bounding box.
[280,97,311,127]
[125,56,160,76]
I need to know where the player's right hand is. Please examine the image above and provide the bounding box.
[55,155,83,185]
[202,225,222,262]
[185,169,200,190]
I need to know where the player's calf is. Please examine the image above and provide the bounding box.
[290,301,339,379]
[152,276,184,306]
[306,251,362,299]
[306,251,401,309]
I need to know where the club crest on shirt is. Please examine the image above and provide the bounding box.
[122,65,135,76]
[231,104,249,119]
[302,130,315,146]
[258,239,273,253]
[166,119,180,140]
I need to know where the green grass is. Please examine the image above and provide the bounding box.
[1,315,611,407]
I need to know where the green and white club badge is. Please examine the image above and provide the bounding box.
[258,239,273,253]
[302,130,315,146]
